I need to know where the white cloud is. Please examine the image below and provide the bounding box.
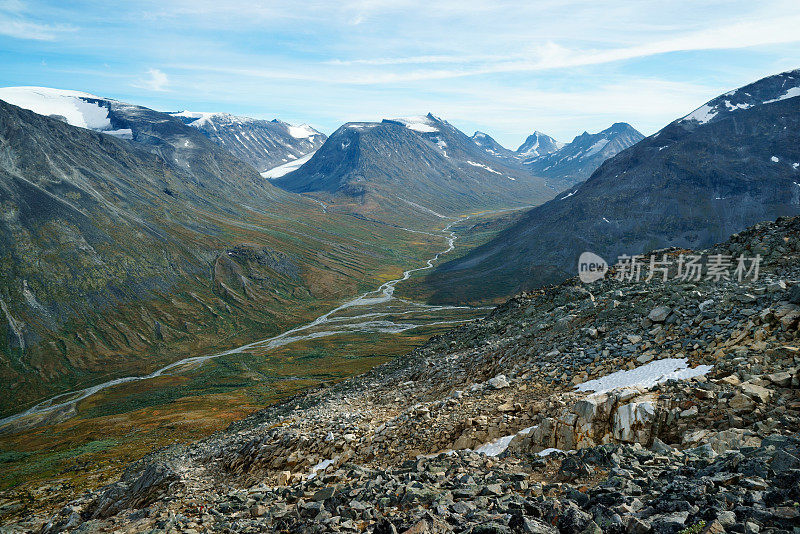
[135,68,169,92]
[321,15,800,81]
[0,2,74,41]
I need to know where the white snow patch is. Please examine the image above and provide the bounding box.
[171,110,222,127]
[583,138,609,157]
[537,448,563,457]
[771,156,780,163]
[287,124,317,139]
[681,103,718,124]
[474,426,536,457]
[560,189,578,200]
[576,358,712,395]
[393,116,438,133]
[793,163,799,170]
[261,151,315,178]
[307,457,336,480]
[764,86,800,104]
[474,434,516,457]
[723,100,752,112]
[0,86,113,130]
[466,161,502,175]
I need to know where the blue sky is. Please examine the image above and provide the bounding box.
[1,0,799,147]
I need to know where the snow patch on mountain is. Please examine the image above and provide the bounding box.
[0,86,112,131]
[287,124,319,139]
[764,86,800,104]
[575,358,712,395]
[392,116,438,133]
[583,138,610,157]
[262,151,316,178]
[681,103,719,124]
[466,161,502,175]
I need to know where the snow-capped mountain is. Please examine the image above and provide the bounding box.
[515,131,562,158]
[522,123,644,188]
[0,86,135,139]
[170,112,326,174]
[426,69,800,304]
[272,113,554,216]
[0,86,288,195]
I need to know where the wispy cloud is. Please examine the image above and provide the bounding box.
[0,1,74,41]
[134,68,169,92]
[323,15,800,81]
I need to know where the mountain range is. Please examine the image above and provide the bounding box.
[3,69,798,418]
[171,111,326,174]
[272,114,556,217]
[423,69,800,303]
[470,124,642,190]
[521,122,644,188]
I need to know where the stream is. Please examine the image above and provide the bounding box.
[0,216,485,429]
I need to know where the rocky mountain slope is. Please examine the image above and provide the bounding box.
[171,111,326,173]
[424,69,800,304]
[272,114,555,216]
[516,131,562,159]
[521,123,644,188]
[21,215,800,534]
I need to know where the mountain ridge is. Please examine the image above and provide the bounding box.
[273,113,556,217]
[171,111,326,173]
[521,122,644,188]
[422,69,800,304]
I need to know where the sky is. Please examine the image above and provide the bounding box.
[1,0,799,148]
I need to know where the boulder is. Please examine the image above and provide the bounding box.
[740,383,772,403]
[488,375,510,389]
[612,401,655,443]
[648,306,672,323]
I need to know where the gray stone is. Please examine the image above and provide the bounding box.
[648,306,672,323]
[488,374,510,389]
[770,450,800,474]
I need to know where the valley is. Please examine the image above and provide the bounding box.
[0,207,519,519]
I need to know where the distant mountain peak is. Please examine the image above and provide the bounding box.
[273,113,553,216]
[515,131,561,158]
[521,124,643,187]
